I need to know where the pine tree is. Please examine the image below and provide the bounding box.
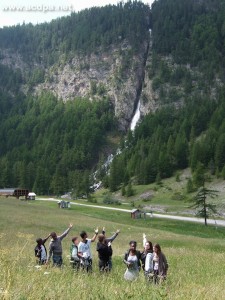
[156,172,162,185]
[121,184,126,196]
[109,160,119,192]
[126,181,134,197]
[221,165,225,180]
[193,163,205,188]
[190,183,218,226]
[186,178,194,193]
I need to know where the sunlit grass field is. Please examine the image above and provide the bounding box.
[0,197,225,300]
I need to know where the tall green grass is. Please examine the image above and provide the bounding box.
[0,197,225,299]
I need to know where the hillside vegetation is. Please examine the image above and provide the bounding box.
[1,0,225,200]
[0,197,225,299]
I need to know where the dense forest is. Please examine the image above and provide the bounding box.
[105,88,225,191]
[102,0,225,192]
[0,92,116,195]
[0,1,150,67]
[1,0,225,196]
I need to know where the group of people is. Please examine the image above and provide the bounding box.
[34,224,120,272]
[123,234,168,283]
[34,225,168,283]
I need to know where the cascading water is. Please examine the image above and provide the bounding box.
[91,102,140,191]
[130,100,141,131]
[92,27,151,190]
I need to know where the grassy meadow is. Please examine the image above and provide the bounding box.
[0,197,225,300]
[92,169,225,218]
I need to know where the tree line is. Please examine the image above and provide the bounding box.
[0,92,116,196]
[0,1,151,68]
[151,0,225,80]
[1,0,225,198]
[104,87,225,192]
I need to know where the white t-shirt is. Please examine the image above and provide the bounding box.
[127,254,139,271]
[124,254,139,281]
[78,239,92,258]
[145,253,153,272]
[40,245,47,261]
[153,254,159,271]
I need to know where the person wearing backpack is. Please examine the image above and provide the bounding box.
[34,233,51,265]
[123,241,141,281]
[70,236,80,270]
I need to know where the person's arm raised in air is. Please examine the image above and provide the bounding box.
[143,233,147,247]
[59,223,73,240]
[91,228,99,242]
[42,233,51,244]
[105,229,120,243]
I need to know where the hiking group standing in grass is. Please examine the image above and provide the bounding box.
[35,224,168,284]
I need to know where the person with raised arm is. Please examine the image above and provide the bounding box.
[96,234,112,272]
[101,227,120,270]
[78,227,98,272]
[34,233,51,265]
[46,223,73,267]
[141,233,154,281]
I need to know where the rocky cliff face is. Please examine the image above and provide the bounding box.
[34,41,150,130]
[0,39,154,131]
[139,44,160,117]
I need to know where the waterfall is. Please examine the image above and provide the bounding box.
[130,29,152,131]
[130,100,141,131]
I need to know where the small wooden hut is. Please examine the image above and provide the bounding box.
[131,209,141,219]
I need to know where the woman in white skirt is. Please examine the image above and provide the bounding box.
[123,241,141,281]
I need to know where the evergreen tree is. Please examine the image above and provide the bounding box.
[121,184,126,196]
[109,159,119,192]
[193,163,205,188]
[174,131,188,169]
[221,165,225,180]
[215,133,225,171]
[126,181,134,197]
[190,183,218,226]
[186,178,194,193]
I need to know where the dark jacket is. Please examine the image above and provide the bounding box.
[34,237,48,261]
[96,242,112,262]
[123,250,141,268]
[154,252,168,276]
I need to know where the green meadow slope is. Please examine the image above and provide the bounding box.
[0,197,225,300]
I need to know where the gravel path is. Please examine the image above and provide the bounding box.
[37,198,225,227]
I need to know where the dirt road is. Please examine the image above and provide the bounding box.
[37,198,225,227]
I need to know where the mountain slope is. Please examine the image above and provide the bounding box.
[0,1,151,131]
[1,0,225,195]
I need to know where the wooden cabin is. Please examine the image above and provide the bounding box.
[131,209,141,219]
[0,188,29,199]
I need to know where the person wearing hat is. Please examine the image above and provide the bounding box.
[34,233,51,265]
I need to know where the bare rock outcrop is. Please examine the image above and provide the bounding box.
[1,39,158,131]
